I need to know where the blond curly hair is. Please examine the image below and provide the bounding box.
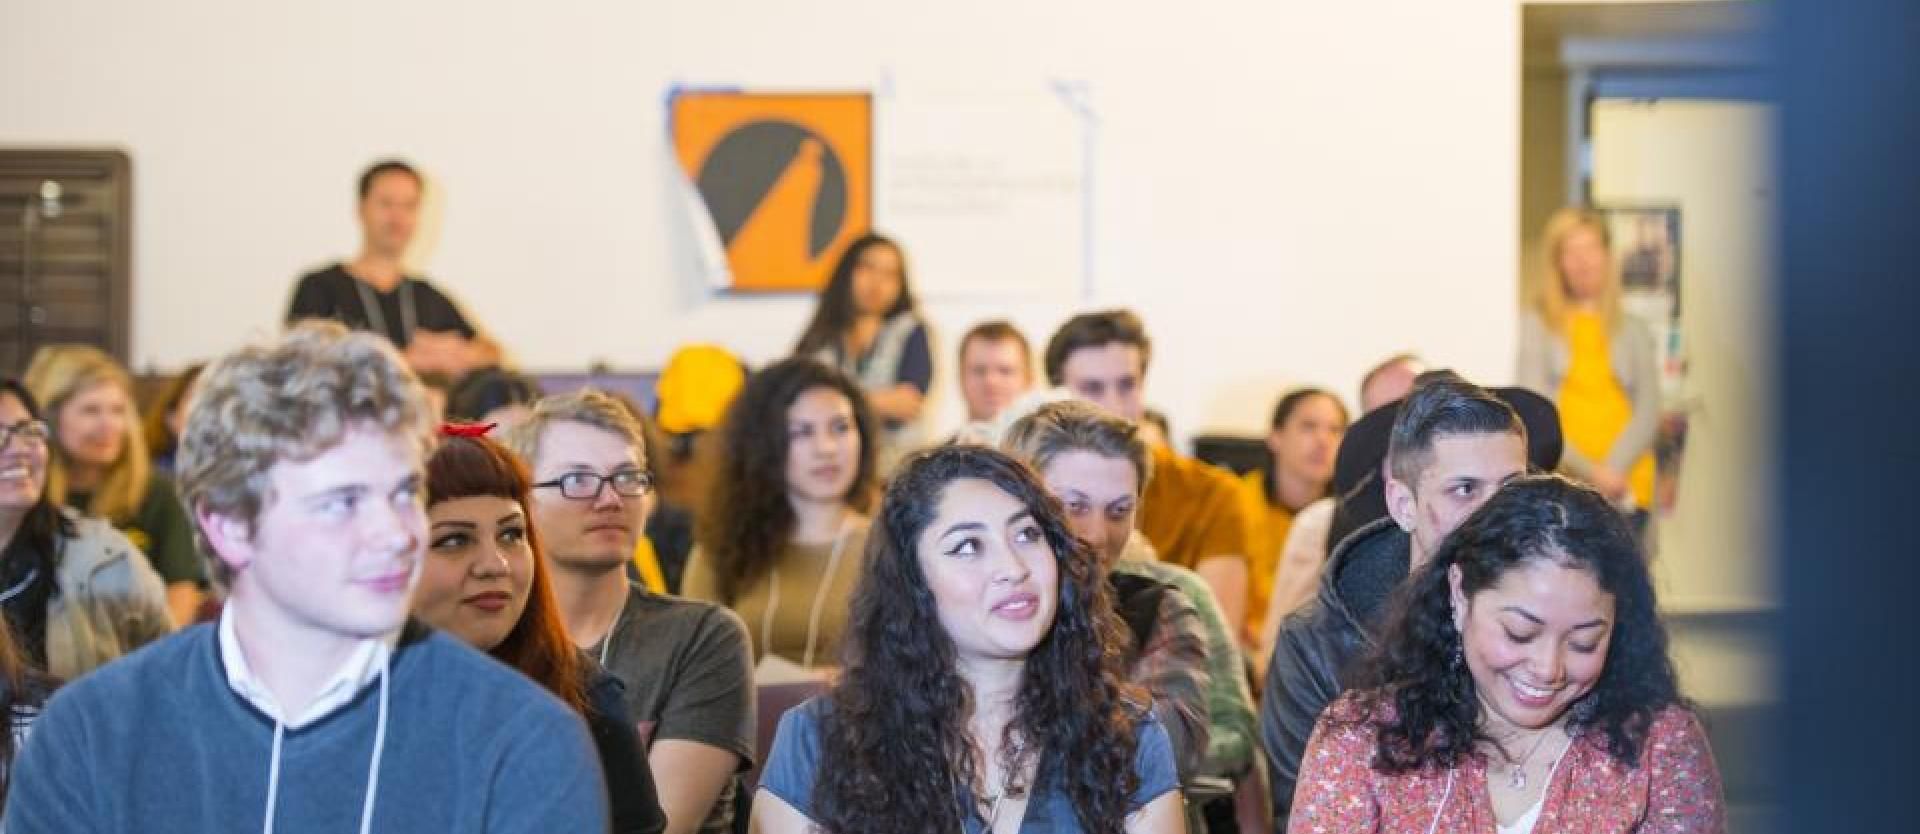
[175,321,431,586]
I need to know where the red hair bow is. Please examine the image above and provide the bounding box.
[439,422,497,439]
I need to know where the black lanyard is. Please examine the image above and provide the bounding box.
[353,276,418,345]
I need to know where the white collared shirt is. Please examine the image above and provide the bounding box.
[218,611,397,730]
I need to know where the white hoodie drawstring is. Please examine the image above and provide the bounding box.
[1426,769,1454,834]
[259,652,392,834]
[262,722,286,834]
[358,652,391,834]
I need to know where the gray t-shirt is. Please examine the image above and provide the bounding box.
[592,584,755,834]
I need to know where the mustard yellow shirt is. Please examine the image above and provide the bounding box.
[1140,444,1254,573]
[1237,468,1296,639]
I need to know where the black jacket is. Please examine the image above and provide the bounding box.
[1259,517,1409,828]
[584,661,668,834]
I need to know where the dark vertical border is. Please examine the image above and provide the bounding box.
[1779,1,1920,830]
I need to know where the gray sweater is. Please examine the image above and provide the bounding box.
[1515,308,1662,477]
[45,511,173,681]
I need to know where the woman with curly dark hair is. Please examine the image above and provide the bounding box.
[682,358,876,672]
[753,445,1185,833]
[1288,474,1724,833]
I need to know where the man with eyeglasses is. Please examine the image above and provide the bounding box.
[502,389,754,834]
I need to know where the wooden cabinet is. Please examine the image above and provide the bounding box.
[0,150,133,374]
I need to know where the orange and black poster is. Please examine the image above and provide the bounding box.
[670,91,872,293]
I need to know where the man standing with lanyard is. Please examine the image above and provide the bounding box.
[287,159,500,377]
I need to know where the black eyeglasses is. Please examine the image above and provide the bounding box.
[0,420,49,451]
[533,470,654,500]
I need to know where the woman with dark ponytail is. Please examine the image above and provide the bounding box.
[1289,474,1723,833]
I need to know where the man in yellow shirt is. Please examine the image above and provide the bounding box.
[1044,310,1255,630]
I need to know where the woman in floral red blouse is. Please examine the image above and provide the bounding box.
[1289,475,1724,834]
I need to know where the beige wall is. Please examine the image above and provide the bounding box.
[1519,65,1570,307]
[0,0,1523,442]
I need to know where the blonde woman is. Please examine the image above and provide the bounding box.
[24,346,204,625]
[1518,208,1661,516]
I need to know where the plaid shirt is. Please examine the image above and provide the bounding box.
[1118,536,1259,781]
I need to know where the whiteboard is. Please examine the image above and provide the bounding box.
[874,81,1089,300]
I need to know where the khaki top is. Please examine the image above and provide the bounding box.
[681,519,871,669]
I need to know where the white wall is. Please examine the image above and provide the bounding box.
[0,0,1521,442]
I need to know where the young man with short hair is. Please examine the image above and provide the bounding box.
[1260,371,1531,828]
[1044,309,1255,630]
[503,389,755,834]
[957,319,1034,424]
[4,322,607,833]
[286,159,500,376]
[1003,398,1259,793]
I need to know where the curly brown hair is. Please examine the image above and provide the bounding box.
[698,358,876,602]
[814,445,1144,833]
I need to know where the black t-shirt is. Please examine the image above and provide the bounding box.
[286,264,476,347]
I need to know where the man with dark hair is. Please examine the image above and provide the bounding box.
[287,159,500,376]
[1261,371,1531,829]
[956,320,1033,424]
[1045,309,1255,632]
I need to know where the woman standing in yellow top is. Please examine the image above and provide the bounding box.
[1518,208,1661,515]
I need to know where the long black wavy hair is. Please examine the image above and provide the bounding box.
[1348,474,1684,772]
[0,378,68,808]
[814,445,1142,833]
[792,233,917,359]
[0,379,73,588]
[699,358,877,602]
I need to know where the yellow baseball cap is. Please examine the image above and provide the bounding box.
[655,344,746,434]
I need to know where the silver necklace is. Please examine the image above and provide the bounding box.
[1499,729,1556,790]
[978,740,1031,831]
[596,607,626,666]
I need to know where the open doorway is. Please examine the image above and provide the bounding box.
[1521,4,1774,831]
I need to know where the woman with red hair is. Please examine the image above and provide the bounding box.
[414,426,664,834]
